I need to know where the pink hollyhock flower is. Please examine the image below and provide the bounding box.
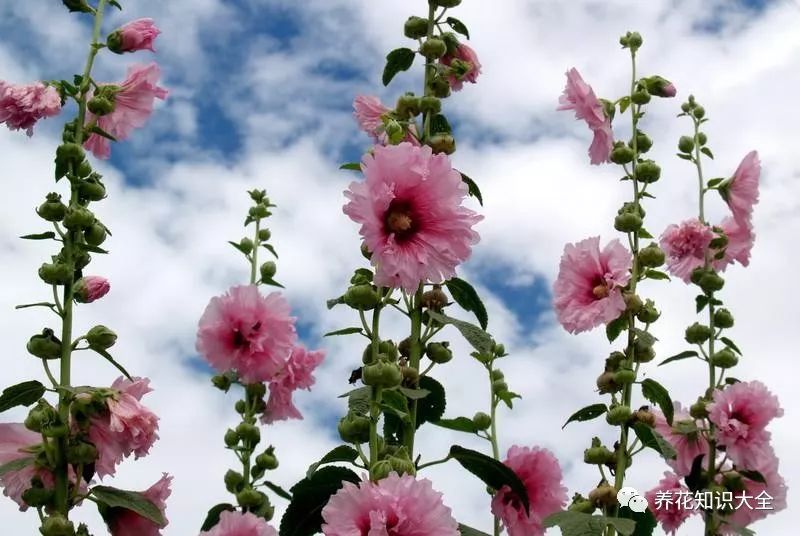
[659,219,714,283]
[322,472,459,536]
[661,82,677,97]
[106,473,171,536]
[89,377,160,478]
[708,381,783,469]
[343,142,482,293]
[202,510,278,536]
[74,275,111,303]
[720,151,760,226]
[552,236,632,334]
[262,346,325,425]
[109,19,161,54]
[492,446,567,536]
[440,43,482,91]
[0,81,61,135]
[557,68,614,165]
[353,95,390,139]
[713,216,754,271]
[196,286,297,383]
[84,63,168,159]
[0,423,50,510]
[645,472,696,535]
[654,404,709,477]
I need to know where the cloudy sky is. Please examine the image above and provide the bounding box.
[1,0,799,534]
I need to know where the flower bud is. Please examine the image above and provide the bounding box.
[73,250,91,271]
[613,368,636,385]
[37,193,68,222]
[631,89,651,105]
[429,76,451,98]
[42,423,69,438]
[404,16,430,39]
[689,397,709,419]
[614,212,643,233]
[344,284,381,310]
[396,94,421,118]
[633,343,655,363]
[338,412,371,444]
[56,143,85,168]
[27,329,63,360]
[428,134,456,155]
[643,75,677,97]
[678,136,695,154]
[238,237,254,254]
[697,132,708,145]
[260,261,277,282]
[40,515,75,536]
[425,342,453,364]
[713,308,734,329]
[419,96,442,115]
[638,244,666,268]
[583,439,614,465]
[596,371,621,394]
[568,494,596,514]
[633,131,653,153]
[492,379,508,395]
[22,485,53,509]
[224,428,240,447]
[38,263,72,285]
[491,369,504,381]
[370,460,393,481]
[234,400,247,414]
[79,176,107,202]
[246,382,267,399]
[398,337,412,358]
[637,300,660,323]
[249,204,270,220]
[606,404,632,425]
[237,488,265,509]
[66,441,97,465]
[401,366,419,386]
[86,325,117,350]
[693,106,706,119]
[87,96,115,116]
[710,348,738,368]
[633,407,656,427]
[623,292,643,314]
[212,374,232,392]
[236,422,261,444]
[84,223,107,246]
[698,272,725,293]
[636,160,661,183]
[224,469,244,493]
[258,228,272,242]
[434,0,462,7]
[472,412,492,431]
[609,144,635,165]
[362,361,403,388]
[685,323,712,344]
[74,276,110,304]
[421,286,448,310]
[589,481,618,508]
[605,351,626,371]
[256,451,279,470]
[379,340,399,362]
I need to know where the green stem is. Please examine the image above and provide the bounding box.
[368,298,383,471]
[488,366,501,536]
[241,391,256,511]
[404,286,424,458]
[422,1,437,140]
[251,219,260,285]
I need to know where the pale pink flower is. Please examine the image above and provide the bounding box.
[662,82,677,98]
[553,236,632,334]
[720,151,760,226]
[89,377,160,478]
[645,472,696,535]
[0,81,61,135]
[201,510,278,536]
[557,68,613,165]
[492,446,567,536]
[708,381,783,469]
[353,95,390,139]
[196,286,297,383]
[110,19,161,53]
[106,473,171,536]
[713,216,754,271]
[84,63,168,159]
[343,142,482,293]
[262,346,325,425]
[75,275,111,303]
[659,219,714,283]
[440,43,482,91]
[654,403,710,477]
[0,424,49,510]
[321,473,459,536]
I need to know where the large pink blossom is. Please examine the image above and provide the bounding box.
[659,219,714,283]
[713,216,754,271]
[89,377,160,478]
[201,510,278,536]
[84,63,168,159]
[106,473,171,536]
[654,404,709,477]
[708,381,783,469]
[0,81,61,135]
[440,43,482,91]
[321,473,458,536]
[343,142,482,293]
[110,19,161,53]
[262,346,325,424]
[557,68,613,165]
[491,446,568,536]
[553,236,632,334]
[0,424,49,510]
[196,285,297,383]
[645,472,696,535]
[720,151,760,226]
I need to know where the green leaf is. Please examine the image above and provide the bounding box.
[264,480,293,501]
[339,162,361,171]
[644,269,670,281]
[701,147,714,159]
[92,485,166,526]
[261,277,285,289]
[397,387,430,400]
[619,508,657,536]
[562,403,607,429]
[426,311,494,354]
[696,295,709,313]
[720,337,742,355]
[228,240,252,257]
[446,277,489,330]
[543,511,636,536]
[279,466,360,536]
[20,232,57,240]
[446,17,470,39]
[89,125,118,142]
[432,417,480,434]
[326,296,345,310]
[323,327,364,337]
[381,389,411,422]
[382,48,416,86]
[458,171,484,206]
[0,457,34,478]
[606,315,628,343]
[261,243,279,259]
[618,96,631,114]
[658,350,698,366]
[631,422,676,460]
[416,376,446,427]
[638,228,654,239]
[449,445,530,514]
[340,386,371,415]
[91,347,133,381]
[684,454,707,492]
[677,153,693,161]
[82,244,109,254]
[707,177,724,189]
[641,379,674,425]
[306,446,359,478]
[458,524,490,536]
[497,389,521,409]
[200,503,234,532]
[0,381,46,413]
[108,0,123,10]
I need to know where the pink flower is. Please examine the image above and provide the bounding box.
[0,81,61,135]
[0,424,49,510]
[662,82,677,98]
[708,381,783,469]
[196,286,298,383]
[109,19,161,53]
[106,473,171,536]
[552,236,632,334]
[645,472,696,535]
[353,95,390,139]
[492,446,567,536]
[440,43,482,91]
[720,151,760,226]
[654,404,710,477]
[343,142,482,293]
[321,473,459,536]
[557,68,614,165]
[262,346,325,425]
[659,219,714,283]
[89,377,160,478]
[713,216,754,271]
[201,510,278,536]
[84,63,168,159]
[75,275,111,303]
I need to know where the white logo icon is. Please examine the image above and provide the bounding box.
[617,486,649,513]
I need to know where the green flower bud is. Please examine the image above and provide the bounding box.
[260,261,277,282]
[246,383,267,399]
[84,223,107,246]
[636,160,661,183]
[79,176,107,202]
[596,371,621,394]
[42,423,69,439]
[568,497,596,514]
[256,452,279,470]
[428,134,456,155]
[690,267,706,285]
[337,412,371,444]
[633,343,655,363]
[249,204,270,219]
[614,212,643,233]
[419,96,442,115]
[362,361,403,388]
[633,131,653,153]
[224,428,240,447]
[73,250,91,271]
[238,237,254,254]
[638,243,666,268]
[425,342,453,364]
[396,94,421,118]
[404,16,430,39]
[56,143,85,168]
[237,423,261,444]
[472,412,492,431]
[343,284,381,310]
[631,89,651,105]
[693,106,706,119]
[211,374,232,392]
[258,228,272,242]
[38,262,71,285]
[710,348,738,368]
[689,398,709,419]
[637,300,660,323]
[606,404,632,425]
[40,515,75,536]
[236,488,265,509]
[492,379,508,395]
[66,441,97,465]
[678,136,695,154]
[429,76,451,98]
[609,144,635,165]
[583,443,615,465]
[86,325,117,350]
[623,292,643,314]
[248,189,267,203]
[627,32,643,49]
[643,75,676,98]
[37,193,68,222]
[605,351,626,371]
[22,485,53,509]
[62,0,92,13]
[63,206,95,230]
[27,329,63,360]
[681,102,692,113]
[370,460,393,481]
[613,368,636,385]
[398,337,412,358]
[87,96,114,116]
[589,481,619,508]
[493,343,507,357]
[698,272,725,293]
[685,322,712,344]
[490,369,505,381]
[713,308,734,329]
[384,119,405,144]
[224,469,244,493]
[697,132,708,145]
[234,400,247,414]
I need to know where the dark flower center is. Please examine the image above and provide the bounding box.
[232,322,261,349]
[384,200,416,242]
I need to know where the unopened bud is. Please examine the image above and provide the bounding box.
[597,371,621,394]
[236,423,261,444]
[404,16,430,39]
[633,131,653,153]
[609,144,635,165]
[338,412,371,444]
[63,206,95,230]
[613,368,636,385]
[685,323,712,344]
[362,361,403,388]
[713,309,734,329]
[256,452,279,470]
[472,412,492,431]
[37,193,67,222]
[87,96,114,116]
[211,374,232,392]
[678,136,695,154]
[419,96,442,115]
[428,134,456,155]
[84,223,107,246]
[589,481,618,508]
[639,244,666,268]
[396,94,421,118]
[426,342,453,364]
[421,286,448,310]
[606,404,632,425]
[614,212,643,233]
[86,325,117,350]
[224,428,240,447]
[370,460,393,481]
[260,261,277,282]
[40,515,75,536]
[344,284,381,310]
[636,160,661,183]
[27,329,63,360]
[237,488,265,509]
[698,272,725,293]
[710,348,738,368]
[224,470,244,493]
[631,89,651,105]
[689,398,709,419]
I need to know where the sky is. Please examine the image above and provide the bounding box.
[1,0,799,534]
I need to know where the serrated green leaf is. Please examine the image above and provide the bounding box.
[381,389,410,422]
[497,389,520,409]
[279,466,360,536]
[305,446,359,479]
[323,327,364,337]
[632,422,676,460]
[543,511,636,536]
[397,387,430,400]
[449,445,530,514]
[641,379,674,425]
[200,503,234,532]
[426,311,494,354]
[658,350,698,366]
[341,386,370,415]
[416,376,446,427]
[0,381,46,413]
[92,485,166,526]
[606,315,629,343]
[432,417,480,434]
[562,403,607,429]
[446,277,488,330]
[382,48,416,86]
[446,17,470,39]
